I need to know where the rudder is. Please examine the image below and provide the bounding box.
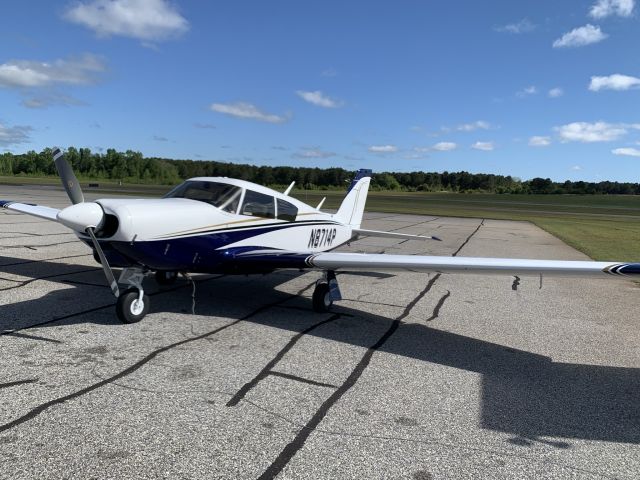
[334,169,372,228]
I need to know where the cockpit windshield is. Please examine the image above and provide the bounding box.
[163,180,242,213]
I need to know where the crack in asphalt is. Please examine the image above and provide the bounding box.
[425,290,451,322]
[0,253,91,268]
[226,313,342,407]
[268,371,338,389]
[0,240,79,251]
[452,219,485,257]
[0,268,98,293]
[0,280,315,434]
[512,276,521,291]
[0,379,38,390]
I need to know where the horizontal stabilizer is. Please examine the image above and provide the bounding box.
[353,228,441,242]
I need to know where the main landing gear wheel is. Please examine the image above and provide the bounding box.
[312,283,333,312]
[116,288,150,323]
[155,270,178,285]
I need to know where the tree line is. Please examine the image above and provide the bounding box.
[1,147,639,195]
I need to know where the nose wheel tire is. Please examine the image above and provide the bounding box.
[116,288,150,323]
[312,283,333,312]
[155,270,178,285]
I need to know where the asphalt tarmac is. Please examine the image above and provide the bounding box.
[0,185,638,479]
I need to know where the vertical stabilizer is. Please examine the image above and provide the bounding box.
[334,169,372,228]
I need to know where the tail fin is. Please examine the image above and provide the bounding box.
[334,169,372,228]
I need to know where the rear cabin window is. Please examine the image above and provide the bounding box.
[164,181,241,213]
[277,199,298,222]
[241,190,275,219]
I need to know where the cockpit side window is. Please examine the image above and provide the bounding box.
[277,199,298,222]
[241,190,275,219]
[163,181,241,213]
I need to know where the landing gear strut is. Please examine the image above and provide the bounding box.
[312,270,341,312]
[115,268,149,323]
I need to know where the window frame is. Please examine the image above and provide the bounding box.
[276,198,298,222]
[240,189,276,219]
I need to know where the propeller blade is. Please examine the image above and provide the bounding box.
[85,227,120,298]
[53,147,84,205]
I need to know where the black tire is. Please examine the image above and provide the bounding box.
[155,270,178,285]
[312,283,333,312]
[116,288,150,324]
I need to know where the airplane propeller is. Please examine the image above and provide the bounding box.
[52,148,120,297]
[53,148,84,204]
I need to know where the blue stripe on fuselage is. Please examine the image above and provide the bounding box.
[106,221,328,272]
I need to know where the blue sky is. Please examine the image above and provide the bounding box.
[2,0,640,182]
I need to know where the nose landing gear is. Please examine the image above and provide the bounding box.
[116,288,150,323]
[114,268,149,323]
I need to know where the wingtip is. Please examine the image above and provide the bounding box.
[432,236,442,241]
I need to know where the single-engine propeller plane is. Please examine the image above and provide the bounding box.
[2,148,639,323]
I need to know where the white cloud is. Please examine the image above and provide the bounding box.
[456,120,490,132]
[589,0,634,18]
[612,147,640,157]
[64,0,189,41]
[495,18,536,34]
[210,102,290,124]
[548,87,564,98]
[432,142,457,151]
[571,165,583,170]
[292,148,335,159]
[555,121,627,142]
[295,90,343,108]
[193,122,216,130]
[553,24,607,48]
[368,145,398,153]
[529,136,551,147]
[0,123,32,146]
[21,93,86,109]
[517,85,538,97]
[0,54,105,88]
[472,141,494,151]
[589,74,640,91]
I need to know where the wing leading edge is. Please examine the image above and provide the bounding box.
[0,200,60,222]
[306,252,640,277]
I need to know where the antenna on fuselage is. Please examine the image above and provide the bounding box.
[283,181,295,196]
[316,197,326,210]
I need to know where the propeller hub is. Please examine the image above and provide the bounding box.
[56,202,105,232]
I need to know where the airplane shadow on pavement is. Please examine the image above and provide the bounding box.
[1,255,638,447]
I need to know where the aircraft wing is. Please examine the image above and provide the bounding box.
[230,248,640,277]
[0,200,60,222]
[306,252,640,277]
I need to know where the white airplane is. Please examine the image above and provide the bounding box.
[1,148,638,323]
